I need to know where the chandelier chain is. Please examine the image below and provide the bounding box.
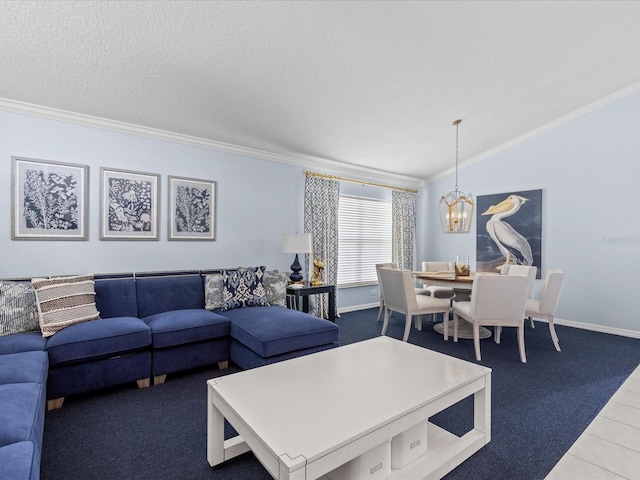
[455,120,459,192]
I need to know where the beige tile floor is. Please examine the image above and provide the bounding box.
[546,365,640,479]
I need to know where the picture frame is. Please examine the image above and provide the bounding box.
[168,176,216,241]
[11,156,89,240]
[100,167,160,240]
[476,188,542,277]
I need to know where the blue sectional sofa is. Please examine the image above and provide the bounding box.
[0,269,339,480]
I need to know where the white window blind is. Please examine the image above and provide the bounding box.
[338,195,392,287]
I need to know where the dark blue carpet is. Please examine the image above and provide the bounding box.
[41,309,640,479]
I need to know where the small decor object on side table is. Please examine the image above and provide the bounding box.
[310,255,325,286]
[455,255,470,277]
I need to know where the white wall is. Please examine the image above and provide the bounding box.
[0,110,305,278]
[419,90,640,335]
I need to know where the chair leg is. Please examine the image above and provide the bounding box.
[518,324,527,363]
[453,313,458,342]
[473,323,482,361]
[529,316,535,328]
[495,326,502,344]
[444,312,451,341]
[415,315,423,331]
[548,316,561,351]
[381,308,391,336]
[402,313,412,342]
[376,298,384,322]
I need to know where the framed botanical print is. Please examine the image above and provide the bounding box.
[11,156,89,240]
[100,168,160,240]
[168,176,216,240]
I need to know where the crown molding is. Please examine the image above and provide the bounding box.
[0,97,424,189]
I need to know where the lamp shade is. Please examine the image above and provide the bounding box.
[282,233,312,254]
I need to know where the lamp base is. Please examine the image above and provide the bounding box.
[289,253,303,282]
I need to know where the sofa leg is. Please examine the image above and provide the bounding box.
[218,360,228,370]
[137,378,151,388]
[153,374,167,386]
[47,398,65,411]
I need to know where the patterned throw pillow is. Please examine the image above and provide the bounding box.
[204,273,225,310]
[263,270,288,307]
[221,267,269,311]
[32,274,101,337]
[0,281,41,336]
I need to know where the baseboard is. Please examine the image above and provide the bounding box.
[338,302,379,314]
[337,304,640,340]
[550,317,640,340]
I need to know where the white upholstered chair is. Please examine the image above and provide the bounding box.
[449,275,529,363]
[525,269,565,352]
[375,262,398,323]
[421,261,456,299]
[502,264,537,327]
[379,267,450,342]
[375,262,429,322]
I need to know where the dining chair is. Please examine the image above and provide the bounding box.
[421,261,456,299]
[525,269,565,352]
[449,275,529,362]
[502,264,537,327]
[375,262,429,322]
[379,267,450,342]
[375,262,398,323]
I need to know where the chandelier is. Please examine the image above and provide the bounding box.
[439,119,474,233]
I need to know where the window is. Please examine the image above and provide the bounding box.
[337,195,392,287]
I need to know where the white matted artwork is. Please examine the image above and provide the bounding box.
[11,156,89,240]
[100,167,160,240]
[168,176,216,240]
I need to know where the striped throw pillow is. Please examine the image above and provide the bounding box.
[32,274,100,337]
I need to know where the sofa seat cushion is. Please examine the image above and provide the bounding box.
[0,352,48,384]
[222,306,339,358]
[46,316,151,367]
[0,441,38,480]
[142,309,230,348]
[0,383,44,448]
[0,333,46,355]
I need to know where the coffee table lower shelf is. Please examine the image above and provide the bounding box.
[218,422,485,480]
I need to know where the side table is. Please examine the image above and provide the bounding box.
[286,283,336,322]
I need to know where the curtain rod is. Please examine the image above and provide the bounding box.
[304,171,419,194]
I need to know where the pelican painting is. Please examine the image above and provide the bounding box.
[476,189,542,274]
[483,195,533,265]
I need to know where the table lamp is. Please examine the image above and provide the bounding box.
[282,233,312,283]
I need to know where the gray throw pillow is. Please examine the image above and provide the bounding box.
[0,281,41,336]
[204,273,224,310]
[263,270,288,307]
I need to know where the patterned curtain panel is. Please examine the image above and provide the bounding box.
[392,190,418,271]
[304,175,340,320]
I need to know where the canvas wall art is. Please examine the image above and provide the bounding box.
[100,168,160,240]
[12,156,88,240]
[476,189,542,277]
[168,176,216,240]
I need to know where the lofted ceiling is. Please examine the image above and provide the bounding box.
[2,0,640,187]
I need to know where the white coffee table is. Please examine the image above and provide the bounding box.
[207,336,491,480]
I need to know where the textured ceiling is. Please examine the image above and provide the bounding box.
[2,0,640,186]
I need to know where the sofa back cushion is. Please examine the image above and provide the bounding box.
[95,277,138,318]
[136,274,204,318]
